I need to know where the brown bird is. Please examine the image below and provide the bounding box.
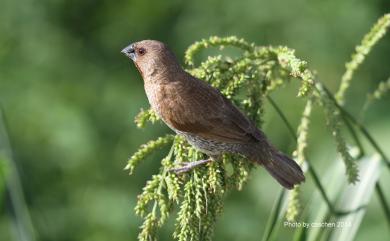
[121,40,304,189]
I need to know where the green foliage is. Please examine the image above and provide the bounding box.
[125,134,175,174]
[286,99,312,221]
[316,84,359,183]
[329,156,381,241]
[0,158,7,205]
[0,110,37,241]
[367,77,390,101]
[336,14,390,104]
[128,21,390,238]
[135,108,161,128]
[301,156,382,241]
[360,76,390,120]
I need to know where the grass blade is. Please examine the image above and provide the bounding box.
[329,155,382,241]
[261,189,287,241]
[0,108,37,241]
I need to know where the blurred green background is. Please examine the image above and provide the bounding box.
[0,0,389,240]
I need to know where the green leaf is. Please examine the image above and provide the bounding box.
[329,155,381,241]
[305,159,346,241]
[301,155,382,241]
[261,189,287,241]
[0,158,7,205]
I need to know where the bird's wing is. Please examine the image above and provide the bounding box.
[163,77,263,144]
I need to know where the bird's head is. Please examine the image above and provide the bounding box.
[121,40,179,79]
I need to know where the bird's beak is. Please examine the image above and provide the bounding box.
[121,44,136,61]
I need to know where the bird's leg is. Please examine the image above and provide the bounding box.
[170,159,214,174]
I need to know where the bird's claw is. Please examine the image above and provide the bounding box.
[170,166,191,174]
[170,159,213,174]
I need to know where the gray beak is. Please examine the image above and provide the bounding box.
[121,44,136,61]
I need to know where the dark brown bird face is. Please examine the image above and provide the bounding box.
[121,40,178,79]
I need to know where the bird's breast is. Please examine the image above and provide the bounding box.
[144,82,181,124]
[144,83,160,111]
[178,131,243,156]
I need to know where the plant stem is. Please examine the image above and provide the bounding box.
[0,107,37,241]
[322,85,390,167]
[316,83,366,158]
[261,189,286,241]
[340,114,365,158]
[267,96,375,217]
[321,84,390,224]
[307,165,335,213]
[375,182,390,226]
[267,97,297,139]
[153,144,176,217]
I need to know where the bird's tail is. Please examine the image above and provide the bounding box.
[261,151,305,189]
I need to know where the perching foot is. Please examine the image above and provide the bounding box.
[170,159,213,174]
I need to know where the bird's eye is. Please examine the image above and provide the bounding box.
[137,48,146,56]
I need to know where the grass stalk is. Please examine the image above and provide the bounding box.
[375,182,390,226]
[261,189,286,241]
[0,107,37,241]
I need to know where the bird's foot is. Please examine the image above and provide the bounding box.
[170,159,213,174]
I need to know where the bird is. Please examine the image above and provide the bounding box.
[121,40,305,189]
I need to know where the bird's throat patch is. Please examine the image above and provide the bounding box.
[134,62,144,78]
